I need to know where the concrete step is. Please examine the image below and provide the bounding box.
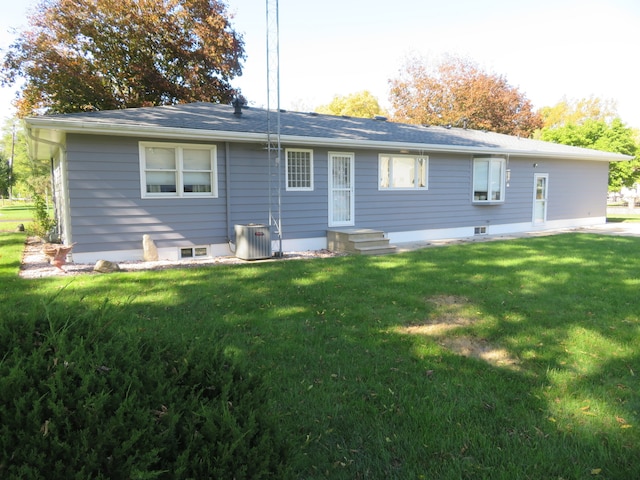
[327,228,397,255]
[355,245,398,255]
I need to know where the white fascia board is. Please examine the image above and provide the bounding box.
[25,118,631,163]
[25,118,267,143]
[279,134,631,162]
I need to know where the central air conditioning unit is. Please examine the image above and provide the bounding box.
[234,224,272,260]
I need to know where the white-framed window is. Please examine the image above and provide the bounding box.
[286,149,313,191]
[379,154,428,189]
[473,157,506,203]
[180,246,209,259]
[140,142,217,198]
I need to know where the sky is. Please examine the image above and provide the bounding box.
[1,0,639,128]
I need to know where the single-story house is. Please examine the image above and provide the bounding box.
[25,102,630,263]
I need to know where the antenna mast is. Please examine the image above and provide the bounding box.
[266,0,283,257]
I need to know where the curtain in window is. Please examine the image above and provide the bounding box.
[145,147,177,193]
[183,149,212,193]
[379,155,427,189]
[473,160,489,200]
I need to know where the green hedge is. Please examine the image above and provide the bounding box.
[0,300,289,479]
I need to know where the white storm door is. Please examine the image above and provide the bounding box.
[329,152,355,226]
[533,173,548,225]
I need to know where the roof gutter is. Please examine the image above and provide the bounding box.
[25,122,66,162]
[25,117,266,144]
[25,117,632,163]
[277,135,632,162]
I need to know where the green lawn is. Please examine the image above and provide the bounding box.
[0,204,35,223]
[2,232,639,479]
[607,213,640,223]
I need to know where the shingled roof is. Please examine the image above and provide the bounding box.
[25,101,631,162]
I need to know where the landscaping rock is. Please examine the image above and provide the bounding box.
[143,234,159,261]
[94,260,121,273]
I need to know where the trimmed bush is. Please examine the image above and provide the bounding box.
[27,191,56,239]
[0,299,289,479]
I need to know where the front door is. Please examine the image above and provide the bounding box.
[329,152,354,226]
[533,173,548,225]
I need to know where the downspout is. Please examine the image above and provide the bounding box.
[225,142,235,253]
[50,157,60,240]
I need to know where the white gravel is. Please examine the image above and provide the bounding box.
[19,237,344,279]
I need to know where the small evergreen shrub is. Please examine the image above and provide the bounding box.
[0,300,289,479]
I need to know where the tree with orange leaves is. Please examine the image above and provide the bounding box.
[389,55,542,137]
[1,0,245,116]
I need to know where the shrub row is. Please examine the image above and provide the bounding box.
[0,299,289,479]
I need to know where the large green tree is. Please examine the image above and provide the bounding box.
[388,55,543,137]
[0,120,48,198]
[1,0,245,116]
[540,118,639,191]
[315,91,386,119]
[0,156,16,199]
[539,96,618,129]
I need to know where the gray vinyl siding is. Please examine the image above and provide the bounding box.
[225,143,328,237]
[280,146,329,238]
[353,153,607,232]
[66,134,228,254]
[354,152,531,232]
[226,143,270,225]
[543,159,608,220]
[64,133,610,256]
[356,152,470,231]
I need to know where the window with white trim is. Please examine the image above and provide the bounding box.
[379,155,428,189]
[140,142,217,198]
[180,246,209,258]
[286,149,313,191]
[473,157,505,203]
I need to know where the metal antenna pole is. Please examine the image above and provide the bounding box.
[266,0,283,257]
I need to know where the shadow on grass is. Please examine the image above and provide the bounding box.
[3,232,640,479]
[607,215,640,223]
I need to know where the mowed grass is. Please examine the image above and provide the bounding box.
[607,213,640,223]
[2,232,639,479]
[0,204,35,225]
